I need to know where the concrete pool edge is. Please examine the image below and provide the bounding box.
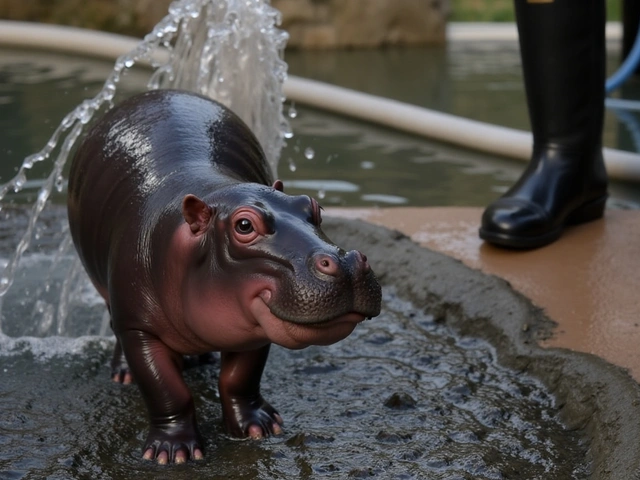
[323,217,640,479]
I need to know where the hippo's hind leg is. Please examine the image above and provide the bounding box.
[219,344,284,439]
[111,337,133,384]
[103,303,133,384]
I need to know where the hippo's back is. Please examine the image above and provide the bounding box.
[67,89,272,287]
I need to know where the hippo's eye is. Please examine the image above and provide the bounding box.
[235,218,254,235]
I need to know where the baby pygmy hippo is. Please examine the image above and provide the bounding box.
[67,89,382,464]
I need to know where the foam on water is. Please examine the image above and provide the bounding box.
[0,0,289,351]
[0,332,114,359]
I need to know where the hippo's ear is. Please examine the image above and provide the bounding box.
[272,180,284,192]
[182,194,214,235]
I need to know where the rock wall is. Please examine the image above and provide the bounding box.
[0,0,448,48]
[273,0,448,48]
[0,0,172,38]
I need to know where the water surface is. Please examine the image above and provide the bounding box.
[0,284,589,479]
[3,46,640,209]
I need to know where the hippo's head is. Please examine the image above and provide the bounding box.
[181,181,382,349]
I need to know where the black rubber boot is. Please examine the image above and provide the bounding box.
[479,0,608,249]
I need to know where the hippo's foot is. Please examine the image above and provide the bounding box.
[111,365,133,384]
[142,422,204,465]
[223,394,283,439]
[110,343,133,384]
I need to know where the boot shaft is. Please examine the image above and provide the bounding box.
[514,0,606,155]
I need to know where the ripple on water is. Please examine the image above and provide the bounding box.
[0,290,589,479]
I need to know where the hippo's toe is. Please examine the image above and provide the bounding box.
[222,394,284,439]
[142,423,204,464]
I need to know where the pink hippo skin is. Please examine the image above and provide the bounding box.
[67,89,381,465]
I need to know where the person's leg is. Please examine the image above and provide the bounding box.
[479,0,608,249]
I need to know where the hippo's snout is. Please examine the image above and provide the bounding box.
[266,246,381,325]
[347,250,371,275]
[312,249,371,278]
[313,253,341,277]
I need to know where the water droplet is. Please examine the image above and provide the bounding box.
[37,189,49,208]
[317,189,326,200]
[13,172,26,192]
[288,104,297,119]
[55,175,65,193]
[304,148,315,160]
[288,159,297,172]
[124,58,135,68]
[23,153,45,170]
[283,131,294,139]
[360,161,375,170]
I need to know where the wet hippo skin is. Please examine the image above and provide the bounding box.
[67,89,381,465]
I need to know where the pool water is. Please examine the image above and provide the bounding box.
[2,45,640,209]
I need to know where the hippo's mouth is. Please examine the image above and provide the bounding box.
[257,290,375,325]
[249,292,371,349]
[295,311,369,327]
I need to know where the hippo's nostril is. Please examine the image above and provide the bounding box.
[314,254,340,277]
[352,250,371,274]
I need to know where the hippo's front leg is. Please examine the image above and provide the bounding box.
[219,344,283,439]
[118,329,204,464]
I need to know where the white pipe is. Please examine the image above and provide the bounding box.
[0,21,140,61]
[1,20,640,181]
[447,22,622,43]
[285,77,640,181]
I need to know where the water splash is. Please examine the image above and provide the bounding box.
[287,102,298,118]
[0,0,289,338]
[303,147,315,160]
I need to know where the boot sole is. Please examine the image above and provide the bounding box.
[479,195,607,250]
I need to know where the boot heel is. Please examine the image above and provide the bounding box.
[566,195,607,226]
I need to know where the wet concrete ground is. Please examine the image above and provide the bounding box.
[327,207,640,382]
